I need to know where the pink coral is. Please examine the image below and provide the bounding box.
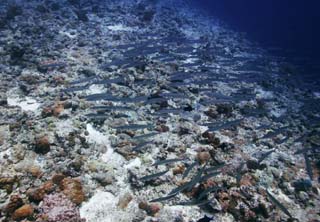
[37,193,85,222]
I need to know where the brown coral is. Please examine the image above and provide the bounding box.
[59,178,85,205]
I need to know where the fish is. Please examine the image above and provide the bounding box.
[160,92,189,99]
[183,161,198,179]
[155,108,183,115]
[258,150,275,164]
[113,113,131,118]
[63,85,89,93]
[91,105,135,112]
[200,171,221,182]
[294,146,320,155]
[236,162,245,186]
[69,76,97,85]
[144,97,167,105]
[149,193,177,203]
[114,124,154,131]
[85,113,109,120]
[132,132,158,141]
[39,62,66,69]
[122,96,149,103]
[85,93,116,101]
[304,153,313,180]
[132,141,153,152]
[197,186,224,200]
[92,77,125,85]
[175,198,212,206]
[187,164,207,191]
[168,180,194,196]
[140,170,169,182]
[266,190,292,218]
[153,158,185,166]
[204,163,226,173]
[261,126,289,139]
[208,119,243,132]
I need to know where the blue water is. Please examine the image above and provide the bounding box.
[194,0,320,59]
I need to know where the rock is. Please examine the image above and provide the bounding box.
[0,93,7,106]
[172,164,185,175]
[216,104,233,116]
[78,68,96,77]
[53,102,64,117]
[141,10,155,23]
[202,131,220,146]
[292,179,312,192]
[138,201,161,216]
[52,174,66,185]
[12,204,33,220]
[74,10,89,22]
[6,4,23,20]
[0,125,10,146]
[28,165,42,177]
[60,178,85,205]
[204,108,218,119]
[298,191,309,201]
[4,195,23,215]
[246,159,260,170]
[34,136,50,154]
[93,173,114,186]
[41,106,53,117]
[156,124,169,132]
[197,151,211,164]
[117,192,133,209]
[0,177,16,193]
[9,44,25,61]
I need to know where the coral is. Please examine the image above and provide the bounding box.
[28,181,55,202]
[59,178,85,205]
[37,193,85,222]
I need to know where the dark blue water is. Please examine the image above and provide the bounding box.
[192,0,320,84]
[194,0,320,58]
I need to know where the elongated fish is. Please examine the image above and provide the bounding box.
[132,141,153,152]
[204,163,226,173]
[140,170,169,182]
[266,190,292,218]
[132,132,158,141]
[183,161,198,179]
[175,198,212,206]
[197,186,224,200]
[153,158,185,166]
[294,146,320,155]
[261,126,289,139]
[168,180,194,196]
[63,85,89,93]
[258,150,275,164]
[69,76,97,85]
[200,171,221,182]
[114,124,154,131]
[208,119,243,132]
[85,93,115,101]
[187,164,207,191]
[91,105,135,111]
[149,193,177,203]
[236,162,245,186]
[304,153,313,180]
